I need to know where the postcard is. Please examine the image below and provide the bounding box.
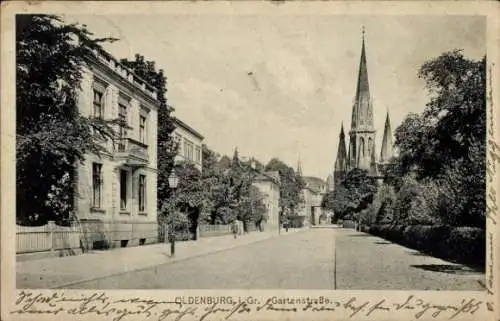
[1,1,499,321]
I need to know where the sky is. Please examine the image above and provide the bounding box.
[65,14,485,179]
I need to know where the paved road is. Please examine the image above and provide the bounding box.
[67,228,484,290]
[334,228,484,290]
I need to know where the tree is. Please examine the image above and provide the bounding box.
[16,15,117,225]
[119,54,178,211]
[265,158,304,219]
[237,186,268,231]
[321,169,377,222]
[161,162,205,239]
[342,169,377,212]
[390,50,485,227]
[321,186,351,220]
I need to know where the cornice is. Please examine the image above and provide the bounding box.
[84,55,160,111]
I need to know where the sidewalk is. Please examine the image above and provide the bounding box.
[17,228,305,289]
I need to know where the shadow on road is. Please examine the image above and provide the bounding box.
[374,241,392,245]
[347,234,372,237]
[410,264,483,275]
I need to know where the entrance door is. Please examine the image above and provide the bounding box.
[311,207,316,225]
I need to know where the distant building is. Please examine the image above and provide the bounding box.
[300,176,330,226]
[173,118,204,172]
[76,47,159,248]
[252,170,280,232]
[332,29,394,189]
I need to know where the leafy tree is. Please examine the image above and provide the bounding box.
[16,15,117,225]
[418,50,485,163]
[321,186,351,220]
[342,169,377,212]
[218,155,232,171]
[237,186,268,231]
[395,174,440,225]
[161,162,205,239]
[119,54,178,211]
[391,50,485,227]
[265,158,304,219]
[321,169,377,221]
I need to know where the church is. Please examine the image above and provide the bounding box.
[327,29,394,191]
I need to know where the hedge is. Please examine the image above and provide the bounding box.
[368,224,484,267]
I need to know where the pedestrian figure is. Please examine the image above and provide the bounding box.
[231,220,239,239]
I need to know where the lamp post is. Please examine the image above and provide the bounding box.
[168,171,179,257]
[278,206,282,235]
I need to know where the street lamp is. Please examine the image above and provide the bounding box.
[168,171,179,257]
[278,206,282,235]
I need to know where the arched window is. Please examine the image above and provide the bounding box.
[368,137,374,156]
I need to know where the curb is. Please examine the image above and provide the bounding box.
[52,229,307,289]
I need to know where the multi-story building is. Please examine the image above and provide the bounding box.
[252,171,280,233]
[75,48,159,249]
[172,118,204,172]
[299,176,330,226]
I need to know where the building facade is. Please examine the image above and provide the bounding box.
[173,118,204,172]
[75,49,159,249]
[252,171,280,233]
[299,176,330,226]
[333,30,394,189]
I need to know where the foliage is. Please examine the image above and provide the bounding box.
[394,174,440,225]
[199,145,268,226]
[390,50,485,228]
[369,184,397,225]
[119,54,178,210]
[265,158,304,218]
[159,162,205,235]
[322,169,377,222]
[237,186,268,225]
[369,224,484,267]
[321,186,350,219]
[16,15,117,225]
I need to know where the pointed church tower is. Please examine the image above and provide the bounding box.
[296,158,303,177]
[379,111,394,163]
[347,27,377,175]
[334,122,348,187]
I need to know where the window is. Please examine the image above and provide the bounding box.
[139,115,147,144]
[183,138,194,161]
[92,163,103,208]
[120,169,128,210]
[93,90,104,119]
[138,175,146,212]
[118,104,127,151]
[195,146,201,163]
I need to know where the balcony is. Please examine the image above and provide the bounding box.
[116,138,149,165]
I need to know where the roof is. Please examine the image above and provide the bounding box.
[351,30,374,131]
[253,170,280,185]
[302,176,326,193]
[173,117,204,140]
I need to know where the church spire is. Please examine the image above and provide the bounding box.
[351,26,374,131]
[296,158,303,177]
[334,122,347,172]
[380,111,394,163]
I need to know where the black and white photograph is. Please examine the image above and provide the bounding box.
[2,1,499,321]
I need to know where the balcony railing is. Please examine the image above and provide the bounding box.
[116,138,149,163]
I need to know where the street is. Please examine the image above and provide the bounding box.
[65,227,484,290]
